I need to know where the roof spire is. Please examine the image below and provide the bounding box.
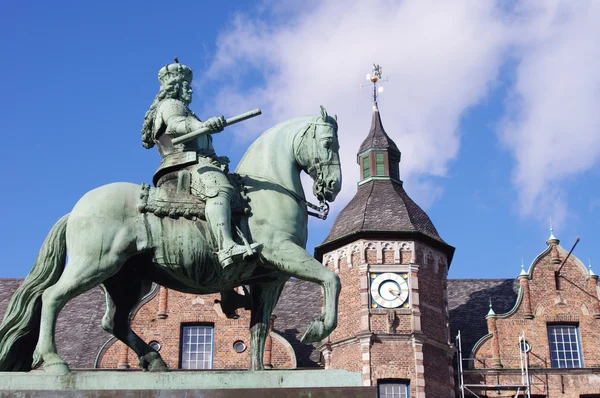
[589,259,596,277]
[357,64,401,184]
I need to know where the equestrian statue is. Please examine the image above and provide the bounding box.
[0,59,342,374]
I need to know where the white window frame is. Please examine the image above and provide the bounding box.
[547,324,583,368]
[180,324,214,369]
[378,381,410,398]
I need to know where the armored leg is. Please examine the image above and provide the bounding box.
[198,162,260,267]
[205,189,259,267]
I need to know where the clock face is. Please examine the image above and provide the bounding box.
[370,272,409,308]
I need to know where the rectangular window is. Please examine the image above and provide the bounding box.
[180,324,214,369]
[376,153,385,176]
[378,381,409,398]
[363,156,370,178]
[548,324,583,368]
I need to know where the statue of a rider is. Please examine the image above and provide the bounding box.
[140,58,259,268]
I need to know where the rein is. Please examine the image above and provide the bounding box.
[239,173,330,220]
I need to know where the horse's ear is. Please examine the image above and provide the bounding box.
[334,114,337,122]
[320,105,328,121]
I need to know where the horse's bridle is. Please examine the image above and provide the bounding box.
[238,121,339,220]
[305,160,340,220]
[298,121,340,220]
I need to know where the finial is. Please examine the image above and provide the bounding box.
[548,222,558,241]
[487,297,496,316]
[519,259,528,276]
[361,63,387,105]
[174,57,179,63]
[589,259,596,276]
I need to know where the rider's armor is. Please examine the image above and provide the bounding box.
[152,98,230,199]
[150,93,259,268]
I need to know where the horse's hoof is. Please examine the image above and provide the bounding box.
[140,351,168,372]
[43,361,71,375]
[149,358,168,372]
[32,350,43,370]
[300,319,326,344]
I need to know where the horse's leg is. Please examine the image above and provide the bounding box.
[102,275,168,371]
[249,280,287,371]
[33,257,122,374]
[262,242,340,344]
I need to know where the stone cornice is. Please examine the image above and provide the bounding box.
[315,230,455,264]
[325,332,453,353]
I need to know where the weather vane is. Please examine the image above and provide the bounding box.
[361,63,387,104]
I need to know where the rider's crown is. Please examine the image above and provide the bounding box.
[158,57,193,85]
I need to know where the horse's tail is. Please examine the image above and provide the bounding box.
[0,214,69,371]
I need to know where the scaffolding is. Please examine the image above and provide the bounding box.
[456,330,531,398]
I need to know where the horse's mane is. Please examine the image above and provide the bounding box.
[236,115,317,167]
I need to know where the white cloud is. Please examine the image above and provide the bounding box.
[201,0,600,228]
[499,0,600,225]
[200,0,510,210]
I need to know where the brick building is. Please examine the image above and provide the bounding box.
[1,103,599,397]
[457,231,600,397]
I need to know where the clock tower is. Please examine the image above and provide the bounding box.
[314,67,455,397]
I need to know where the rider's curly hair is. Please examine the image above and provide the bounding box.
[141,77,182,149]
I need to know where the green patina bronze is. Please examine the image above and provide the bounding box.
[0,59,342,375]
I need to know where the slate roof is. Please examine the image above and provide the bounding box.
[447,279,519,356]
[358,107,400,155]
[318,179,445,248]
[0,279,110,369]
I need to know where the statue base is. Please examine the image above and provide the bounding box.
[0,369,373,397]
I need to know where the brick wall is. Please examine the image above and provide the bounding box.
[328,342,362,373]
[423,344,453,397]
[370,339,416,395]
[328,254,362,343]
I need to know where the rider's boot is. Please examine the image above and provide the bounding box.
[205,192,260,268]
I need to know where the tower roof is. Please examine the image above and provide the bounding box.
[315,104,454,262]
[320,179,445,243]
[358,104,400,156]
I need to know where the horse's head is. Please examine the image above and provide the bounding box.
[295,106,342,203]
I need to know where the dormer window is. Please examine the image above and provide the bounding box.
[376,153,385,176]
[357,106,401,184]
[362,156,370,178]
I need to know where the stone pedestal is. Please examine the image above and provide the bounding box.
[0,369,372,397]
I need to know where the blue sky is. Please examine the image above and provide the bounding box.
[1,0,598,279]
